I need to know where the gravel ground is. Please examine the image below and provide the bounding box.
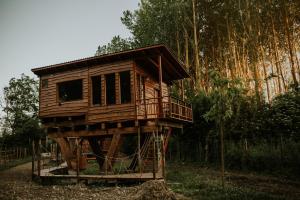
[0,162,187,200]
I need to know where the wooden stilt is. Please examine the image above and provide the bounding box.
[138,125,141,175]
[103,133,122,171]
[152,131,156,179]
[76,138,80,183]
[161,134,165,179]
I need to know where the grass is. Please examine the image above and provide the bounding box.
[166,162,287,200]
[81,159,132,175]
[0,157,31,171]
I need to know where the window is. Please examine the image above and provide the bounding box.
[91,76,101,105]
[105,73,115,105]
[41,79,48,89]
[120,71,131,104]
[58,79,83,102]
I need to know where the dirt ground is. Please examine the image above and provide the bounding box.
[0,162,186,200]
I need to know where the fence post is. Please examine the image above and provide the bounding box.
[37,139,41,177]
[32,141,35,180]
[161,134,165,179]
[56,143,59,166]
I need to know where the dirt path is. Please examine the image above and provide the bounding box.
[0,162,183,200]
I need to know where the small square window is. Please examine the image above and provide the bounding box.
[41,79,48,89]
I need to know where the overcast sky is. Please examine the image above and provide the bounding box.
[0,0,139,93]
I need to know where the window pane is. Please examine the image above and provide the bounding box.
[41,79,48,89]
[105,73,116,105]
[92,76,101,105]
[58,79,83,102]
[120,71,131,104]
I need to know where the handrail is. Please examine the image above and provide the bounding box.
[136,96,193,122]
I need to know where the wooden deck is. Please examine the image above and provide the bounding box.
[35,167,163,181]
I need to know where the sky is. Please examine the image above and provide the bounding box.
[0,0,139,93]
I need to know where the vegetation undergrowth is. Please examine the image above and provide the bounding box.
[0,157,31,171]
[166,163,291,200]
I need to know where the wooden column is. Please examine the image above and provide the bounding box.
[76,138,80,183]
[138,125,142,175]
[103,133,122,171]
[116,72,120,104]
[152,131,156,179]
[101,74,105,106]
[161,133,165,179]
[158,55,163,117]
[133,63,137,120]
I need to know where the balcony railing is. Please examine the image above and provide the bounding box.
[136,96,193,122]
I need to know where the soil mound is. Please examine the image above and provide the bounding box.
[132,180,177,200]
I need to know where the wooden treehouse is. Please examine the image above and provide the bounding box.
[32,44,192,181]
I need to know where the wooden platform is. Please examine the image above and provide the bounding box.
[35,170,163,181]
[34,163,163,181]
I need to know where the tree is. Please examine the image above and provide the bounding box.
[204,70,245,187]
[95,35,133,56]
[1,74,42,147]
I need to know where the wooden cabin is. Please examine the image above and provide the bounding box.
[32,44,192,180]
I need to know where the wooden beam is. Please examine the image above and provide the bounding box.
[48,126,158,138]
[158,55,163,118]
[52,137,73,168]
[103,133,122,171]
[147,57,159,68]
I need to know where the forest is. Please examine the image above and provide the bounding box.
[0,0,299,198]
[97,0,300,179]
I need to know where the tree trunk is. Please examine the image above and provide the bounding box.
[192,0,201,89]
[220,120,225,188]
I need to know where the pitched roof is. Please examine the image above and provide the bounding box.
[31,44,189,81]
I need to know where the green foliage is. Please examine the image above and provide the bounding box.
[1,74,43,148]
[204,70,245,125]
[95,35,134,56]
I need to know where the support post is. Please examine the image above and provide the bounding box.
[138,125,142,175]
[76,138,80,183]
[105,155,108,175]
[161,134,165,179]
[158,55,163,117]
[152,131,156,179]
[56,143,59,166]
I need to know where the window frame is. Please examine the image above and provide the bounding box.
[56,79,84,103]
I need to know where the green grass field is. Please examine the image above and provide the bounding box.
[166,163,298,200]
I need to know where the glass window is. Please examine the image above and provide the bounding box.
[92,76,101,105]
[105,73,116,105]
[58,79,83,102]
[120,71,131,104]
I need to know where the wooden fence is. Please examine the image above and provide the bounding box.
[0,147,29,166]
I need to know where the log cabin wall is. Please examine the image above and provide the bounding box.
[39,68,89,118]
[87,60,135,123]
[135,61,169,120]
[39,60,136,124]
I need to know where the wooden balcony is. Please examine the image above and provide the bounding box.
[136,96,193,123]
